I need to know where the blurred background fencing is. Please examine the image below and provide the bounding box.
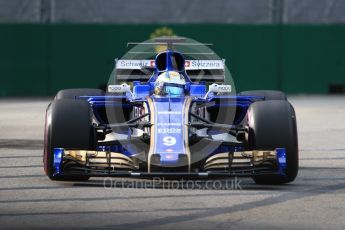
[0,0,345,95]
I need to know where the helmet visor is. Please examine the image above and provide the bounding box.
[164,86,184,96]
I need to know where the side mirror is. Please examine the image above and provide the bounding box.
[108,83,133,97]
[204,83,231,99]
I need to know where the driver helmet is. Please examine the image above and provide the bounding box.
[154,71,186,96]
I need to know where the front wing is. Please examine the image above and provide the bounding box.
[53,148,287,179]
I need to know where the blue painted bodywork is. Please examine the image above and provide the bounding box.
[78,50,264,163]
[53,148,63,176]
[276,148,287,176]
[152,97,186,163]
[52,49,287,177]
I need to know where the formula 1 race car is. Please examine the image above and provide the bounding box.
[43,37,298,184]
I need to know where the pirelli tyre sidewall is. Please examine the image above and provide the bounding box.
[44,99,95,180]
[247,100,298,184]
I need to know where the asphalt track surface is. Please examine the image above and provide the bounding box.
[0,96,344,230]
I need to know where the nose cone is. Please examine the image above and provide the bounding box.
[150,153,189,171]
[149,97,190,172]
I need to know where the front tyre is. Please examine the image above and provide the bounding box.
[247,100,298,184]
[55,88,104,100]
[44,99,95,181]
[239,90,287,101]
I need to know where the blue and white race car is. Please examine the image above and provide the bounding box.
[44,38,298,184]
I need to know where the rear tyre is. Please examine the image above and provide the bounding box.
[44,99,95,181]
[247,100,298,184]
[239,90,287,100]
[55,88,104,100]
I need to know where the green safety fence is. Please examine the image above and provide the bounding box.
[0,24,344,96]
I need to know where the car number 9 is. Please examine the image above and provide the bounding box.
[163,136,176,146]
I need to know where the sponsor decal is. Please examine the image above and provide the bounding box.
[188,60,224,70]
[109,85,123,91]
[157,128,181,134]
[116,60,151,69]
[116,59,224,70]
[218,85,231,91]
[157,111,182,115]
[157,122,181,126]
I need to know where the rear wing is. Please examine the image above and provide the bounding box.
[115,59,225,82]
